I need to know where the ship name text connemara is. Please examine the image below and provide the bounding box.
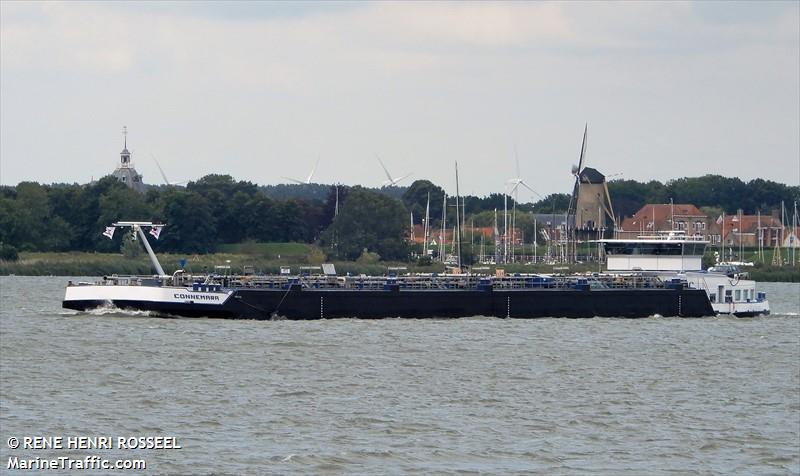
[174,293,220,301]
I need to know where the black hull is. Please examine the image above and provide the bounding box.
[63,287,715,320]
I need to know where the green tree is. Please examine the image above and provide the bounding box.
[320,187,410,261]
[154,189,217,253]
[402,180,445,227]
[187,175,259,243]
[530,193,571,214]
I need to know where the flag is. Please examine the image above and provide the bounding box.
[102,226,115,239]
[149,225,163,240]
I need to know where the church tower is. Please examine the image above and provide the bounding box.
[111,126,147,193]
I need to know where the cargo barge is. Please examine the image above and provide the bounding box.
[62,222,768,319]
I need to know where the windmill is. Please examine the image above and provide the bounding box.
[282,157,320,184]
[565,124,616,259]
[376,154,412,187]
[152,154,187,186]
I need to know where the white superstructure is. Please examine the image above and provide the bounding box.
[601,232,769,316]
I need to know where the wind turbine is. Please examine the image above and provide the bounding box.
[152,154,187,186]
[376,154,412,187]
[504,151,543,262]
[282,157,320,184]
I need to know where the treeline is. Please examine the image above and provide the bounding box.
[607,176,799,219]
[0,174,797,261]
[0,175,330,255]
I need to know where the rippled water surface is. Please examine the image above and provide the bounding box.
[1,277,798,475]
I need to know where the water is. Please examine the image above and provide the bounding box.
[1,277,798,475]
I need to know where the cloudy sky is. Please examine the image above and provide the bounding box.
[1,1,798,199]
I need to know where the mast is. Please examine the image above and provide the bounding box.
[792,200,797,266]
[494,208,499,264]
[758,210,762,262]
[721,211,725,263]
[454,161,462,270]
[423,192,430,256]
[738,208,743,261]
[440,193,447,262]
[334,185,339,216]
[670,198,674,231]
[503,187,508,263]
[113,221,166,277]
[781,201,786,265]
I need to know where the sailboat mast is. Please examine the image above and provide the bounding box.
[441,193,447,262]
[424,192,430,256]
[494,208,499,264]
[758,210,762,262]
[455,161,462,269]
[793,201,798,266]
[721,212,725,263]
[739,208,743,261]
[410,211,414,242]
[503,189,508,263]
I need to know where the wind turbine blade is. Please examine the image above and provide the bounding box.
[281,176,305,185]
[307,157,320,183]
[577,123,588,172]
[152,154,171,185]
[519,181,544,200]
[394,173,413,185]
[376,154,394,182]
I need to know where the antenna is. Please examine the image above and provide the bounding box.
[123,126,127,149]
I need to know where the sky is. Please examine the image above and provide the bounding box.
[1,1,798,200]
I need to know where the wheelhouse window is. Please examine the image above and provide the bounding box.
[604,242,706,256]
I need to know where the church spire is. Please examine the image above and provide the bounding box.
[120,126,131,167]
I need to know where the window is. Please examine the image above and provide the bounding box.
[735,290,741,301]
[676,221,686,230]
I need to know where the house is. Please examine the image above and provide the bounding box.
[410,225,498,246]
[711,212,783,248]
[781,226,800,248]
[618,204,710,240]
[532,213,569,243]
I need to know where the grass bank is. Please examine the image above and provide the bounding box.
[2,243,798,282]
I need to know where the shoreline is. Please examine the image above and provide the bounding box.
[2,251,798,282]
